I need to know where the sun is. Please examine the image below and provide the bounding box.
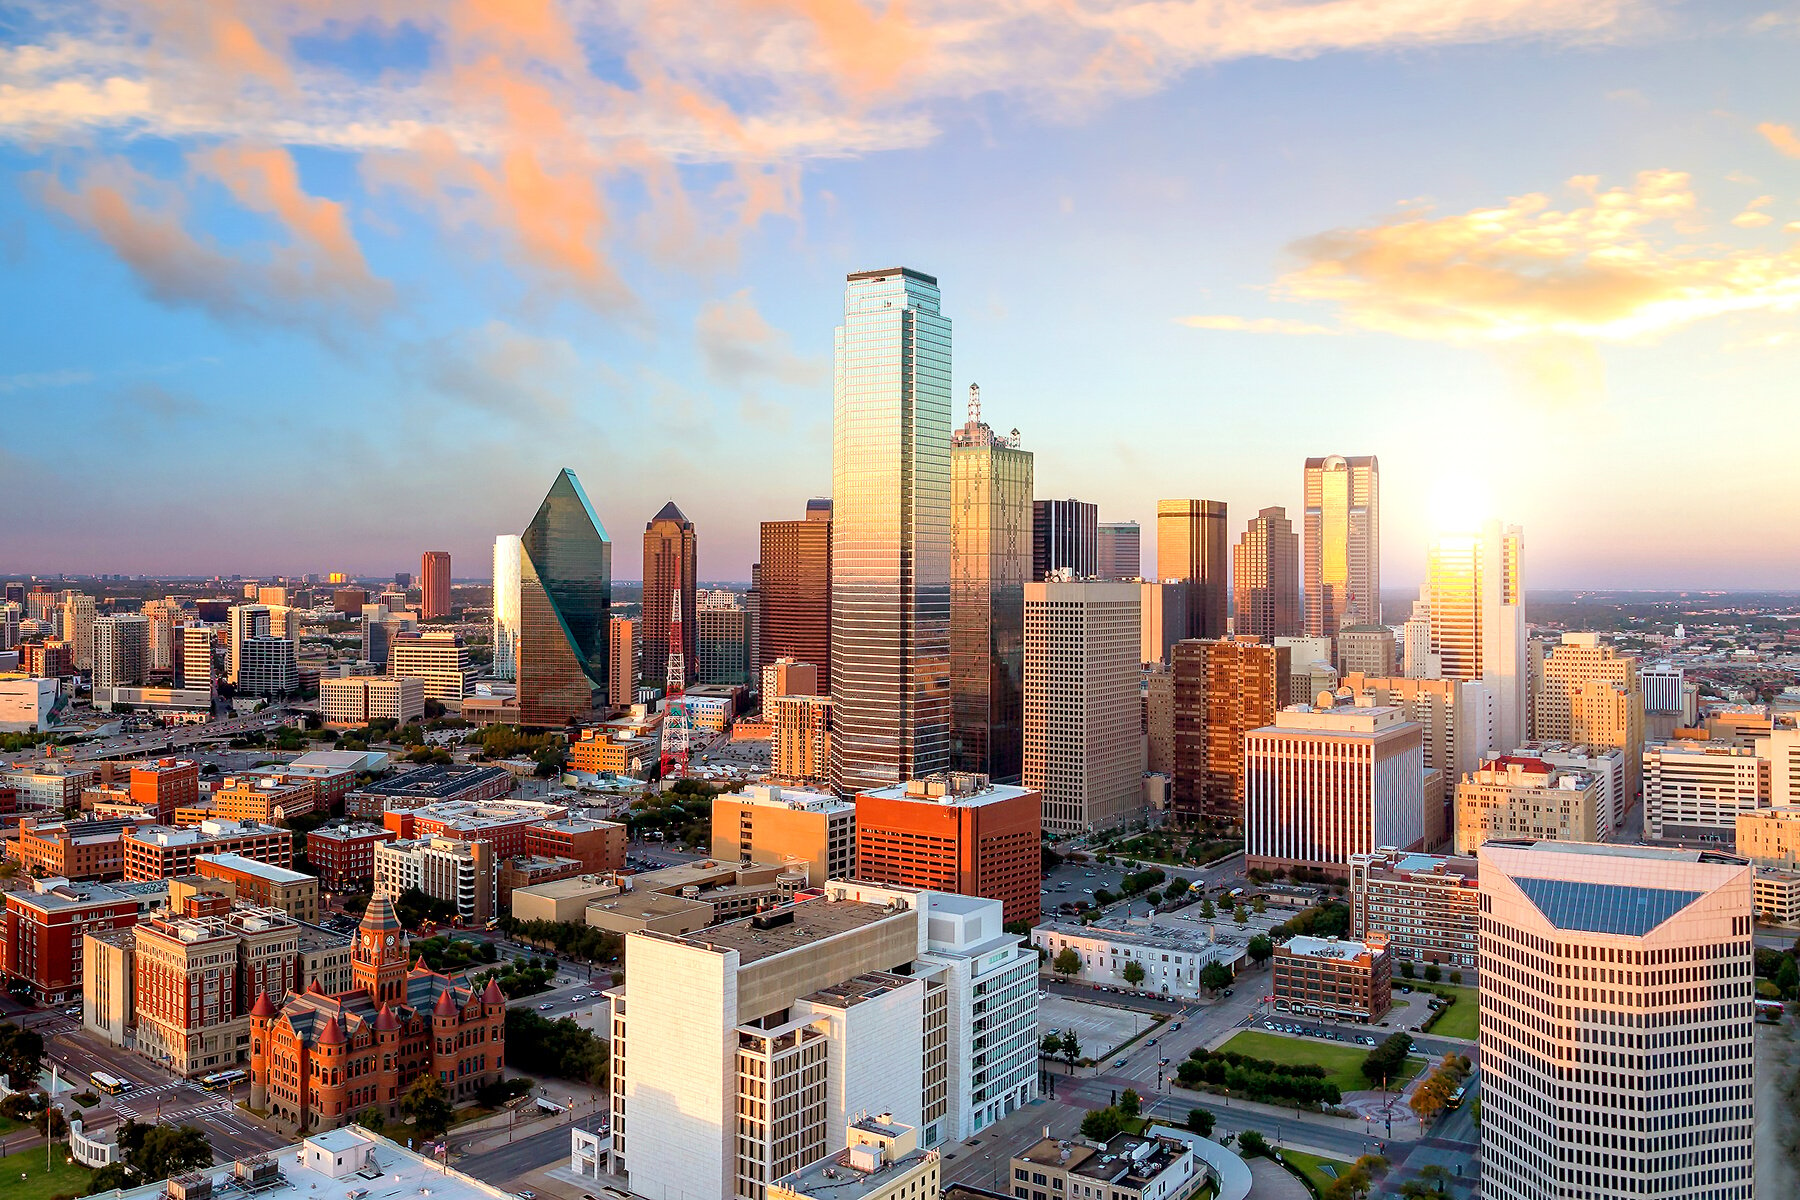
[1427,476,1494,535]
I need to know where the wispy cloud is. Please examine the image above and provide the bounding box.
[696,289,826,386]
[408,320,590,423]
[0,366,95,394]
[1175,314,1340,335]
[1758,121,1800,158]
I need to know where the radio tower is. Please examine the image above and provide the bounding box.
[660,589,692,779]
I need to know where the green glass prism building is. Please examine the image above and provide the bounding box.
[517,468,611,728]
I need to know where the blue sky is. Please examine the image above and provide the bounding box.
[2,1,1797,587]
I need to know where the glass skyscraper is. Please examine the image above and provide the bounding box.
[830,267,952,796]
[1303,454,1380,637]
[517,468,611,728]
[951,386,1032,782]
[491,534,522,681]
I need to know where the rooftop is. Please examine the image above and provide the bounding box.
[801,970,916,1010]
[8,877,168,912]
[670,897,907,965]
[1032,918,1247,962]
[1283,934,1385,960]
[198,852,313,885]
[352,763,513,800]
[733,784,854,813]
[128,819,288,847]
[307,821,394,841]
[861,773,1038,807]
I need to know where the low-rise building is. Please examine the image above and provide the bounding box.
[3,760,95,811]
[374,834,495,923]
[0,876,166,1005]
[524,816,626,873]
[196,852,320,923]
[1010,1131,1198,1200]
[382,797,567,857]
[6,815,144,879]
[0,674,64,732]
[1453,755,1604,854]
[496,855,585,908]
[712,784,857,886]
[295,920,355,995]
[1271,932,1392,1023]
[1753,868,1800,926]
[1643,739,1770,842]
[1736,807,1800,868]
[320,674,425,728]
[305,822,399,890]
[212,774,321,825]
[344,763,514,819]
[773,1116,941,1200]
[122,819,295,880]
[1029,920,1246,999]
[569,727,659,777]
[1348,849,1480,968]
[857,773,1042,927]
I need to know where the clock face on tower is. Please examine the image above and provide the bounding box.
[385,934,395,946]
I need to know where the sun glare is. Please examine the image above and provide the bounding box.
[1428,476,1494,535]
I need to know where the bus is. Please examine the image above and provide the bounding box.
[1756,999,1785,1023]
[89,1071,130,1095]
[200,1069,248,1091]
[1447,1083,1469,1109]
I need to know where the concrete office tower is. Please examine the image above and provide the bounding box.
[760,499,833,689]
[1145,665,1174,775]
[1232,506,1301,639]
[178,624,214,691]
[1302,454,1380,637]
[642,501,697,687]
[1336,625,1396,677]
[388,630,471,700]
[1477,841,1755,1200]
[1156,499,1228,639]
[773,694,834,787]
[607,615,638,707]
[1170,638,1290,828]
[229,604,298,696]
[92,614,150,691]
[697,591,750,685]
[950,386,1032,781]
[829,267,952,796]
[142,600,179,672]
[1342,673,1497,785]
[1768,726,1800,807]
[1538,632,1645,800]
[1642,662,1687,715]
[712,784,856,884]
[1138,580,1189,666]
[60,593,95,671]
[1453,754,1604,853]
[1244,696,1425,879]
[491,535,522,681]
[517,468,611,728]
[1399,586,1434,677]
[1643,741,1769,842]
[1023,579,1143,835]
[1031,498,1097,581]
[1097,521,1140,581]
[420,551,451,619]
[1428,520,1527,752]
[0,601,20,651]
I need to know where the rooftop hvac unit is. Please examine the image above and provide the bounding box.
[234,1157,280,1187]
[168,1172,214,1200]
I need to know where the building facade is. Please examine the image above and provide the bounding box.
[1453,755,1603,854]
[517,468,612,728]
[711,785,856,885]
[492,534,522,681]
[1272,933,1392,1023]
[420,551,451,619]
[1302,455,1380,637]
[1476,841,1755,1200]
[643,501,698,686]
[759,501,833,691]
[773,694,834,787]
[1232,506,1300,639]
[1643,740,1769,842]
[1096,521,1140,581]
[1537,633,1645,800]
[306,822,398,890]
[320,675,424,728]
[1030,499,1096,582]
[855,774,1041,926]
[1155,499,1227,640]
[608,615,638,706]
[0,876,158,1004]
[1348,850,1479,967]
[1170,637,1289,828]
[1427,521,1527,753]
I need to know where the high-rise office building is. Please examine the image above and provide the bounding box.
[420,551,451,619]
[643,502,697,687]
[1428,520,1527,752]
[1342,673,1497,783]
[950,385,1032,781]
[1155,499,1228,639]
[92,614,150,691]
[229,605,297,696]
[141,599,180,672]
[772,694,833,787]
[759,499,832,689]
[177,624,214,691]
[388,630,471,700]
[1453,754,1604,853]
[1477,841,1755,1200]
[0,601,19,651]
[1170,637,1289,827]
[829,267,952,796]
[1537,632,1645,800]
[1302,454,1380,637]
[697,591,750,685]
[607,615,638,707]
[60,593,96,671]
[1096,521,1140,581]
[1232,505,1300,639]
[1336,624,1396,677]
[1023,579,1143,835]
[492,535,522,681]
[516,468,611,728]
[1138,580,1189,666]
[1031,499,1097,581]
[1244,696,1425,879]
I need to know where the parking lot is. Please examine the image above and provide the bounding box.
[1038,993,1159,1059]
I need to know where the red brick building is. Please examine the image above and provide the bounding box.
[855,773,1042,927]
[129,758,200,822]
[306,822,398,890]
[382,800,565,860]
[0,877,151,1004]
[524,817,626,873]
[123,819,294,881]
[249,893,505,1134]
[6,815,145,880]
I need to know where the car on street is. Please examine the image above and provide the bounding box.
[537,1003,553,1010]
[1113,1058,1127,1067]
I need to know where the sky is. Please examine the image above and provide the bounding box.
[2,1,1798,588]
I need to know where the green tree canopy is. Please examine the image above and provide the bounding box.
[401,1074,454,1138]
[1246,935,1274,966]
[1200,962,1233,993]
[1054,947,1082,976]
[1122,961,1146,986]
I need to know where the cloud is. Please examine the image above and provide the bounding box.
[1176,314,1340,335]
[0,367,96,394]
[696,290,826,386]
[410,320,587,421]
[1269,170,1800,343]
[1758,122,1800,158]
[125,381,206,420]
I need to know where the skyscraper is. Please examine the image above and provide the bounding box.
[696,590,749,685]
[1477,841,1755,1200]
[1303,455,1380,636]
[93,614,149,691]
[420,551,451,619]
[1096,521,1141,581]
[1536,632,1645,798]
[491,535,522,681]
[1031,499,1097,581]
[1171,637,1289,828]
[951,385,1032,781]
[228,604,297,696]
[1023,579,1143,834]
[60,593,95,671]
[758,499,832,690]
[1427,520,1527,751]
[178,623,214,691]
[1232,505,1300,638]
[642,502,697,687]
[1156,499,1228,639]
[830,267,952,796]
[607,615,637,707]
[516,468,611,728]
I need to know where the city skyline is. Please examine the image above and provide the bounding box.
[2,6,1797,587]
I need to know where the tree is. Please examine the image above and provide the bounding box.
[1061,1031,1082,1072]
[1361,1033,1413,1087]
[1200,962,1233,994]
[1247,935,1274,967]
[1055,947,1082,976]
[1232,904,1248,924]
[1777,955,1799,998]
[1041,1032,1063,1058]
[1236,1130,1271,1159]
[1118,1088,1141,1117]
[133,1125,212,1181]
[1123,961,1146,986]
[1409,1073,1455,1122]
[0,1023,45,1085]
[1449,970,1463,986]
[33,1106,68,1137]
[355,1107,385,1132]
[1199,899,1216,919]
[1252,896,1266,914]
[1080,1106,1124,1141]
[1398,960,1415,979]
[401,1074,453,1138]
[1423,963,1442,983]
[1184,1107,1215,1137]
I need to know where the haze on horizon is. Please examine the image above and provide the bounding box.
[3,3,1797,589]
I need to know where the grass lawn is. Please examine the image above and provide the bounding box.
[0,1115,23,1135]
[1220,1030,1420,1094]
[1280,1149,1353,1193]
[1414,984,1479,1040]
[0,1146,96,1200]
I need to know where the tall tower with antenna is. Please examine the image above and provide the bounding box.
[665,588,686,693]
[661,588,692,778]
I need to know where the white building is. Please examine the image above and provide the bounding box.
[1643,740,1769,842]
[0,675,63,732]
[61,593,96,671]
[1023,579,1144,835]
[1515,740,1626,841]
[493,534,522,681]
[1427,521,1527,753]
[388,630,472,701]
[373,834,494,922]
[92,614,150,691]
[1477,841,1755,1200]
[1030,920,1246,999]
[609,882,1037,1200]
[320,675,425,728]
[229,604,297,696]
[178,623,215,690]
[1244,696,1426,878]
[1642,662,1688,716]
